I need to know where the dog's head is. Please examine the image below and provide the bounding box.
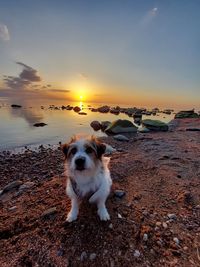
[62,135,106,174]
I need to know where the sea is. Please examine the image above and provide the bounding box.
[0,97,175,152]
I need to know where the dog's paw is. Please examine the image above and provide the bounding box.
[98,208,110,221]
[66,212,78,222]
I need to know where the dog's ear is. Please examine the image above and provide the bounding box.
[96,142,106,158]
[62,143,69,158]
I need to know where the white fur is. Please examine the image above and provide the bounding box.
[64,138,112,222]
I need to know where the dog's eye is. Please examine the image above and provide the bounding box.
[85,147,93,154]
[70,147,77,155]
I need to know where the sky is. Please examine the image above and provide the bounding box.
[0,0,199,109]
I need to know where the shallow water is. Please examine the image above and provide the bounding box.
[0,99,174,151]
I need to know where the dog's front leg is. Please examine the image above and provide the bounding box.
[89,191,110,221]
[66,197,79,222]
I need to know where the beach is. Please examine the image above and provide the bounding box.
[0,118,200,266]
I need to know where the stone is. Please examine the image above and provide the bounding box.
[109,223,113,229]
[162,222,168,229]
[73,106,81,112]
[2,180,23,194]
[90,121,101,131]
[105,144,116,154]
[11,104,22,108]
[8,206,17,211]
[98,105,110,113]
[89,253,97,260]
[113,134,129,141]
[173,237,180,245]
[114,190,126,198]
[105,119,138,134]
[33,122,47,127]
[138,126,150,133]
[19,182,34,192]
[101,121,111,131]
[143,233,148,242]
[80,251,87,261]
[175,110,199,119]
[156,221,162,227]
[167,214,177,220]
[41,207,57,219]
[78,112,87,115]
[118,213,122,219]
[133,250,140,258]
[142,119,169,132]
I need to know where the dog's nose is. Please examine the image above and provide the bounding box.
[75,157,86,170]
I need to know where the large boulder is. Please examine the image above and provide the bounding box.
[142,119,168,132]
[73,106,81,112]
[101,121,111,131]
[175,110,199,119]
[98,105,110,113]
[105,119,138,134]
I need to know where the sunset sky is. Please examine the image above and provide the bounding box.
[0,0,199,108]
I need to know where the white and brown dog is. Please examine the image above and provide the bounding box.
[62,135,112,222]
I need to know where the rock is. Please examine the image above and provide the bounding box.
[186,128,200,131]
[33,122,47,127]
[8,206,17,212]
[162,222,168,229]
[2,180,23,194]
[80,251,87,261]
[90,121,101,131]
[101,121,111,131]
[133,250,140,258]
[167,214,177,220]
[89,253,97,260]
[156,221,162,227]
[98,105,110,113]
[118,213,122,219]
[105,144,116,154]
[105,119,138,134]
[173,237,180,245]
[11,104,22,108]
[114,190,126,198]
[78,112,87,115]
[109,223,113,229]
[138,127,150,133]
[73,106,81,112]
[19,182,34,192]
[142,119,168,132]
[143,233,148,242]
[113,134,129,141]
[175,110,199,119]
[110,108,120,115]
[41,207,57,219]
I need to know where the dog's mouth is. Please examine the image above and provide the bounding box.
[76,166,86,171]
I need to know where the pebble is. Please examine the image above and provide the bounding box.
[113,134,129,141]
[143,233,148,242]
[41,207,57,219]
[89,253,97,261]
[8,206,17,211]
[19,182,35,192]
[156,221,162,227]
[2,180,23,194]
[133,250,140,258]
[109,223,113,229]
[183,246,188,251]
[162,222,168,229]
[114,190,126,198]
[173,237,180,245]
[80,251,87,261]
[117,213,122,219]
[167,213,177,220]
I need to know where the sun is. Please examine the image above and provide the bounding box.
[80,95,83,100]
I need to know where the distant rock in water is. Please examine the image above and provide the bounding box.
[33,122,47,127]
[11,104,22,108]
[73,106,81,112]
[105,119,138,134]
[142,119,168,132]
[97,105,110,113]
[78,112,87,115]
[175,110,199,119]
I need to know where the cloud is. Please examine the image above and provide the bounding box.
[49,89,70,93]
[140,7,158,26]
[79,73,88,79]
[2,62,42,91]
[0,23,10,41]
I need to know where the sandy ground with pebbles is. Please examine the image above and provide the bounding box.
[0,118,200,267]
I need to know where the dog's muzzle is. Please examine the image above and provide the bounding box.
[75,157,86,171]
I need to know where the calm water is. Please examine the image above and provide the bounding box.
[0,98,175,152]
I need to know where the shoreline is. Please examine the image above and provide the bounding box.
[0,118,200,266]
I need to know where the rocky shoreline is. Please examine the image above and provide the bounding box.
[0,118,200,266]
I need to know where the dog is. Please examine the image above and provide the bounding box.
[62,135,112,222]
